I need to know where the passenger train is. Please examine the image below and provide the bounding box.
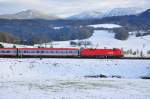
[0,48,124,58]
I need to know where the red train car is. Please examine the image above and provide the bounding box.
[80,48,123,58]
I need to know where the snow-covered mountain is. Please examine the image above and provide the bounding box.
[0,9,59,20]
[68,7,145,20]
[104,7,144,17]
[68,10,105,20]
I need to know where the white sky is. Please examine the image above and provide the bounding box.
[0,0,149,16]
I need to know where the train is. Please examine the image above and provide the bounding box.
[0,48,124,58]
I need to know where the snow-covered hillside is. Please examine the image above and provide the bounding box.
[86,30,150,49]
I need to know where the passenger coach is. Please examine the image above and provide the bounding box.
[18,48,79,57]
[0,48,17,57]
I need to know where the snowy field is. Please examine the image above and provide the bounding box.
[0,58,150,99]
[0,79,150,99]
[37,33,150,50]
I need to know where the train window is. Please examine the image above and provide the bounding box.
[63,51,66,53]
[37,51,40,53]
[69,51,72,53]
[31,51,33,53]
[6,51,10,53]
[41,51,44,53]
[59,51,61,53]
[2,51,5,53]
[66,50,68,53]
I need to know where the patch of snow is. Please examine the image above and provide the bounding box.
[88,24,122,28]
[53,26,63,30]
[129,30,150,36]
[0,42,34,48]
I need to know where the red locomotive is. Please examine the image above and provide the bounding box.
[81,48,123,58]
[0,48,124,58]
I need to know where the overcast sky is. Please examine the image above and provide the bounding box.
[0,0,149,16]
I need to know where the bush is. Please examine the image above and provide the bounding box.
[13,45,16,48]
[0,44,4,48]
[147,50,150,54]
[70,41,77,45]
[114,28,129,40]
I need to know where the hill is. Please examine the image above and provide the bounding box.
[0,9,59,20]
[68,7,144,20]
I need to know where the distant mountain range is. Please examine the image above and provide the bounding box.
[98,9,150,29]
[68,7,145,20]
[68,11,105,20]
[0,7,146,20]
[0,9,59,20]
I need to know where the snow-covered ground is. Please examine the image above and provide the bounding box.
[0,58,150,99]
[0,79,150,99]
[0,58,150,81]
